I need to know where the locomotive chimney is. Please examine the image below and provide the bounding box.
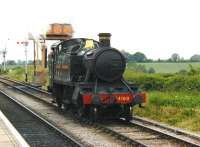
[98,33,111,47]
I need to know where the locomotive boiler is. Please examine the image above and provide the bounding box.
[48,33,147,121]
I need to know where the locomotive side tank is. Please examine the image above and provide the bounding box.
[48,33,147,121]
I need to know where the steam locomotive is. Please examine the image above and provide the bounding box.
[48,33,147,121]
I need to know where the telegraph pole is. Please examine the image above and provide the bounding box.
[16,40,29,82]
[24,41,28,82]
[28,33,36,76]
[3,38,9,71]
[2,50,6,71]
[33,40,36,76]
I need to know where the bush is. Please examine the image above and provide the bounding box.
[124,68,200,92]
[148,67,156,74]
[178,69,188,75]
[127,63,148,73]
[124,70,165,90]
[0,68,9,74]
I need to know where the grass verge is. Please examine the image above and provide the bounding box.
[134,91,200,132]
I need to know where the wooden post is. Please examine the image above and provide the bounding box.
[33,40,36,76]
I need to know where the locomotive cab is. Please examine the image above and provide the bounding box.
[48,38,99,84]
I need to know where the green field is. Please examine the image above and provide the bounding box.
[127,62,200,73]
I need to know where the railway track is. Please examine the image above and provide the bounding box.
[0,90,82,147]
[0,77,132,146]
[100,120,200,146]
[131,116,200,146]
[0,76,51,99]
[0,77,200,146]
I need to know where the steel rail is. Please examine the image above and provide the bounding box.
[0,76,50,95]
[0,89,83,147]
[132,116,200,144]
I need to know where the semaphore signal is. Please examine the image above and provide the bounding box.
[17,40,29,82]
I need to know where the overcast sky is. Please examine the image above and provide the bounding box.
[0,0,200,61]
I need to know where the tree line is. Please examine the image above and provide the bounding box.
[2,51,200,66]
[121,50,200,62]
[1,60,35,66]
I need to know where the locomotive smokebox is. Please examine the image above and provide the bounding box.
[84,33,126,82]
[98,33,111,47]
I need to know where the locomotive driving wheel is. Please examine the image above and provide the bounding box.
[56,90,63,109]
[89,106,99,122]
[124,105,133,122]
[63,104,70,111]
[53,84,63,109]
[77,97,85,118]
[56,98,62,109]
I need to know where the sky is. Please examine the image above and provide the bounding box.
[0,0,200,61]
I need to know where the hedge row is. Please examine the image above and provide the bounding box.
[124,70,200,91]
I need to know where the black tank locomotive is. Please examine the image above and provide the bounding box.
[48,33,147,121]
